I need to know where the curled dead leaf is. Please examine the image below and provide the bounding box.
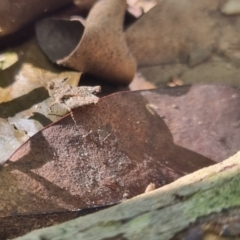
[36,0,136,85]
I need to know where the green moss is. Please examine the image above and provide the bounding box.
[185,175,240,219]
[127,213,150,229]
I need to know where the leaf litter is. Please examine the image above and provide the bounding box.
[1,86,215,237]
[0,0,240,239]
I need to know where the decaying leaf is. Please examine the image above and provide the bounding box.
[1,1,240,239]
[0,39,81,163]
[0,119,29,162]
[126,0,240,87]
[142,85,240,162]
[1,86,226,238]
[36,0,136,85]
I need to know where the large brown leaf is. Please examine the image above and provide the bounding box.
[142,85,240,162]
[0,88,223,238]
[126,0,240,87]
[3,84,240,238]
[3,84,239,238]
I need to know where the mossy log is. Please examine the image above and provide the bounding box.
[15,152,240,240]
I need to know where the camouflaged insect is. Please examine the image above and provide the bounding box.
[47,78,101,123]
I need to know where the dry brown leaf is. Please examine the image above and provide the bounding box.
[36,0,136,85]
[1,86,224,238]
[126,0,240,87]
[142,85,240,162]
[0,39,81,164]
